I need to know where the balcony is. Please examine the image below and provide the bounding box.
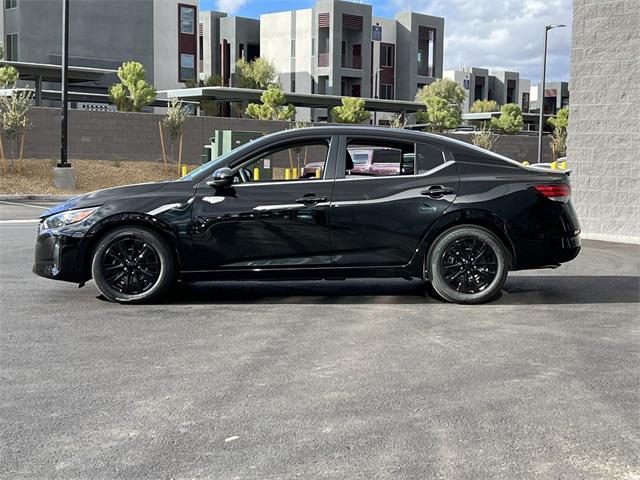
[417,63,434,77]
[341,55,362,70]
[318,53,330,67]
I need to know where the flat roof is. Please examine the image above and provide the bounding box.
[163,86,425,113]
[0,60,116,83]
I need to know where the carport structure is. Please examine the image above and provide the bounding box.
[164,86,425,116]
[0,60,115,106]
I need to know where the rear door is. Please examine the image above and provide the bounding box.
[329,134,459,267]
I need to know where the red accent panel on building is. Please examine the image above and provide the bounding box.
[178,3,197,82]
[343,14,363,31]
[318,13,330,28]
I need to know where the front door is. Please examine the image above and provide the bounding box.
[329,135,459,267]
[191,137,337,270]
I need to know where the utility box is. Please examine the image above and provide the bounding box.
[208,130,263,163]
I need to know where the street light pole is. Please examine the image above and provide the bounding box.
[537,24,566,164]
[59,0,70,168]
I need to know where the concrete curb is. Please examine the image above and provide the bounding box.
[0,195,74,202]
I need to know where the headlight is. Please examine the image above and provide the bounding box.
[42,207,99,230]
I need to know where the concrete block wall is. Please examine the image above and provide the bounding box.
[22,108,548,165]
[567,0,640,243]
[23,108,291,162]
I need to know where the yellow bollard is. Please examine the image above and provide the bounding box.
[292,167,298,180]
[550,161,558,170]
[181,165,187,176]
[253,167,260,181]
[285,168,291,181]
[559,161,567,170]
[315,168,322,179]
[522,161,530,166]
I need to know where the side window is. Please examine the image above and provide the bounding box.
[345,138,415,177]
[236,141,330,183]
[415,143,446,174]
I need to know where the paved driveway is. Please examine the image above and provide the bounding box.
[1,200,639,479]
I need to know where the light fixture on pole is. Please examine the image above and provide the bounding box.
[537,23,566,164]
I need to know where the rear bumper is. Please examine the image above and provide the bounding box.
[510,200,581,270]
[33,229,85,283]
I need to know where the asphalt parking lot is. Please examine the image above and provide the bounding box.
[1,199,639,479]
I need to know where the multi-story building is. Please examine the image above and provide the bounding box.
[531,81,569,114]
[445,67,532,113]
[2,0,198,93]
[257,0,443,120]
[199,11,260,87]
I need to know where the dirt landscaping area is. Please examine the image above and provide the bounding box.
[0,159,200,195]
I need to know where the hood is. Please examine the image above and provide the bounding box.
[40,182,169,218]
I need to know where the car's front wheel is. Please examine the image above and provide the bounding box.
[91,226,175,304]
[426,225,508,304]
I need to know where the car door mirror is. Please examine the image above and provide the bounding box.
[208,167,234,188]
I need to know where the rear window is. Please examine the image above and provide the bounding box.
[371,149,402,164]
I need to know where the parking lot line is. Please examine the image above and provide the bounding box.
[0,200,50,209]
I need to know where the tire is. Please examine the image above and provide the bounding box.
[426,225,508,304]
[91,226,175,304]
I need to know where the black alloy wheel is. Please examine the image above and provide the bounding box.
[426,225,508,304]
[102,238,161,295]
[91,226,175,303]
[440,238,498,294]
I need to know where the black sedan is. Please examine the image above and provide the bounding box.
[34,126,580,304]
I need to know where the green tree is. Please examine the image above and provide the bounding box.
[415,96,461,132]
[331,97,370,124]
[0,65,19,88]
[108,61,156,112]
[468,99,499,129]
[416,78,466,111]
[548,107,569,159]
[469,99,498,113]
[490,103,524,135]
[161,98,188,172]
[235,58,278,89]
[245,84,296,120]
[415,79,465,131]
[0,43,4,60]
[185,74,222,116]
[0,86,33,174]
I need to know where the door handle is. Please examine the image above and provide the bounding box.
[421,185,454,198]
[295,196,328,205]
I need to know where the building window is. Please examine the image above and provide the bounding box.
[4,0,17,9]
[380,44,394,68]
[180,53,195,81]
[291,39,296,58]
[180,6,195,34]
[5,33,17,61]
[417,26,436,77]
[380,84,394,100]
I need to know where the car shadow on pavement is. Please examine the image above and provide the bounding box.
[161,275,640,305]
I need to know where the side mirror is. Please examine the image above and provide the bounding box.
[208,167,234,188]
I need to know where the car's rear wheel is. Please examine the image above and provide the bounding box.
[426,225,508,304]
[91,226,175,304]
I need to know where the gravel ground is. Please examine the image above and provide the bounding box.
[0,159,198,195]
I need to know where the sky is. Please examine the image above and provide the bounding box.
[198,0,572,83]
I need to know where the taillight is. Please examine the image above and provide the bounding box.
[531,184,571,202]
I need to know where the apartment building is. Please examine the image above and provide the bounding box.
[444,67,532,113]
[2,0,198,92]
[256,0,443,120]
[199,12,260,87]
[531,81,569,114]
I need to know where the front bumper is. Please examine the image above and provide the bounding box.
[33,227,85,283]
